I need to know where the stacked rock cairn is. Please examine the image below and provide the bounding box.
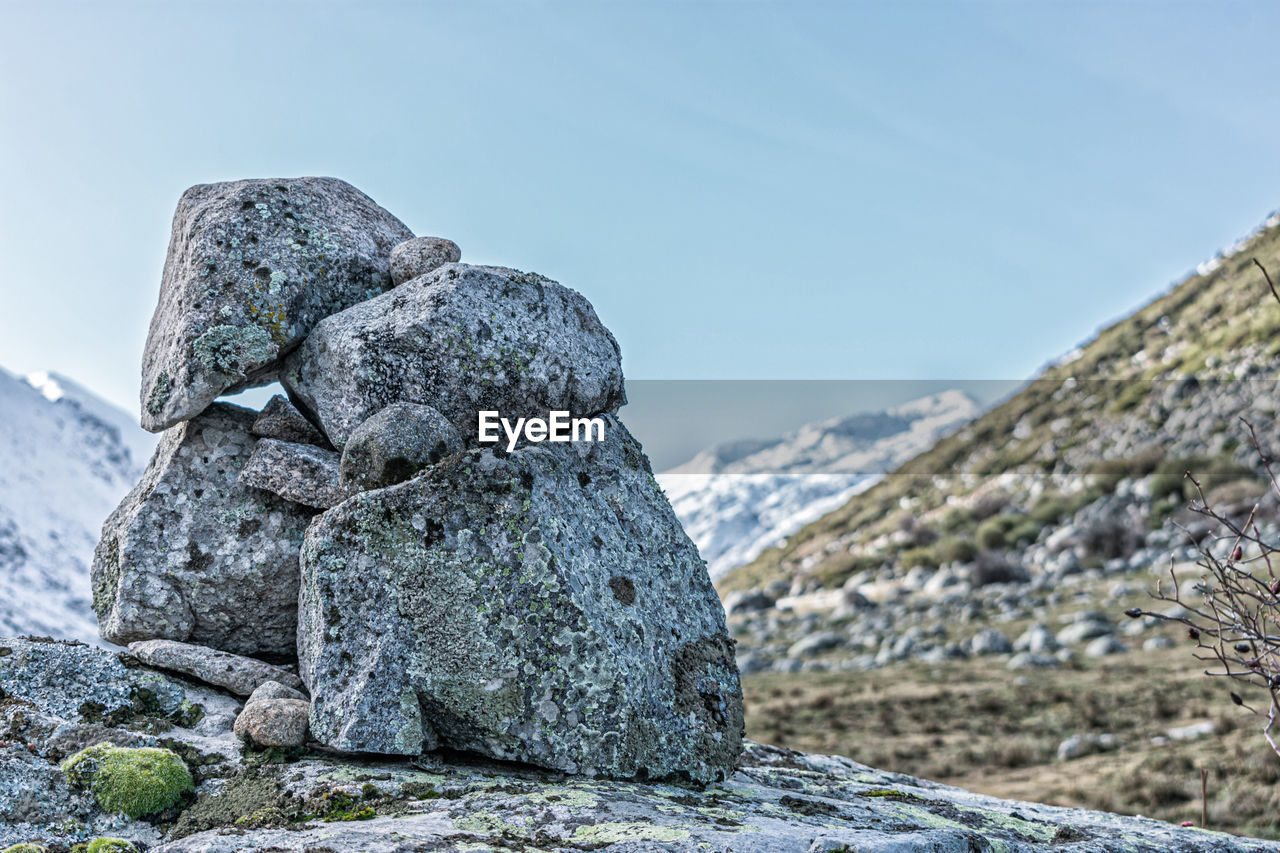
[92,177,743,784]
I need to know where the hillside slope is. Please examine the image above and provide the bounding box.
[658,390,980,577]
[721,210,1280,601]
[0,368,155,641]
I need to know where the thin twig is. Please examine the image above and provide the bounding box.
[1253,258,1280,307]
[1201,767,1208,828]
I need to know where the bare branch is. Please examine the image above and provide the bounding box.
[1253,258,1280,308]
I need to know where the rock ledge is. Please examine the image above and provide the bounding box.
[0,638,1272,853]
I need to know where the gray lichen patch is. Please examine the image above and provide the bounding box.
[190,325,274,380]
[145,371,172,418]
[0,638,187,725]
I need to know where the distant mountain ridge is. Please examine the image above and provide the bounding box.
[720,207,1280,600]
[0,368,155,642]
[658,390,980,578]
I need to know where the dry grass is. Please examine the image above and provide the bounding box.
[744,646,1280,840]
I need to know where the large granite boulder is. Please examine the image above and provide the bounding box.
[297,417,741,783]
[281,264,626,448]
[140,177,414,431]
[92,404,315,657]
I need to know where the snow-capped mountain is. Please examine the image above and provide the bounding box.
[0,368,155,642]
[657,390,981,578]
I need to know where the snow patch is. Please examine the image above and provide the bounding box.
[0,367,156,642]
[658,391,980,578]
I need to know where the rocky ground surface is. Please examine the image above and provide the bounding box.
[1,637,1272,852]
[723,510,1232,678]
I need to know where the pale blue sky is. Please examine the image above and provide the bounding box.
[3,1,1280,421]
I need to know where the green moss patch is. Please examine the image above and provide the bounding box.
[72,840,138,853]
[61,743,193,819]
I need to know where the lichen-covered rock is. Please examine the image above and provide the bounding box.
[389,236,461,286]
[0,638,240,850]
[237,439,344,509]
[282,264,626,448]
[149,741,1278,853]
[251,395,327,447]
[233,699,310,748]
[298,417,740,782]
[337,402,463,493]
[0,743,96,828]
[61,744,193,819]
[92,404,315,657]
[0,638,187,724]
[126,640,305,697]
[0,640,1272,853]
[140,177,414,431]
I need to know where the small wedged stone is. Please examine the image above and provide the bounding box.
[338,403,463,493]
[282,264,626,448]
[245,680,307,706]
[233,699,310,748]
[91,404,315,657]
[127,640,304,697]
[252,395,328,447]
[389,236,461,286]
[140,177,413,431]
[298,417,742,783]
[238,438,345,509]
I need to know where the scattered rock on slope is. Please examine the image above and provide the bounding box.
[140,177,413,431]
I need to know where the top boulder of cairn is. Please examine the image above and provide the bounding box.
[139,177,415,431]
